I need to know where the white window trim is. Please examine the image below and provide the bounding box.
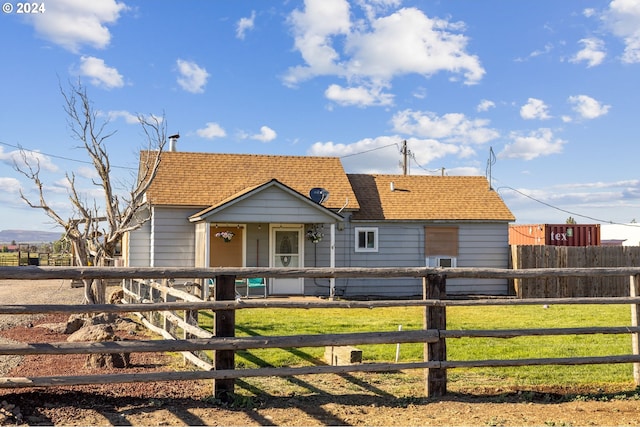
[426,256,457,268]
[355,227,378,252]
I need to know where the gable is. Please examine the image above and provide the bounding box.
[188,179,344,223]
[348,174,515,221]
[142,151,359,211]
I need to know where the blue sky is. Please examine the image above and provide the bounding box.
[1,0,640,232]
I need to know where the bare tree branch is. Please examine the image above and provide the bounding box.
[15,81,166,304]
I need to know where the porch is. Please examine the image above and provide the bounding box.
[198,222,338,297]
[188,178,344,298]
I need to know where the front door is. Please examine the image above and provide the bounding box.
[210,226,244,267]
[270,225,304,295]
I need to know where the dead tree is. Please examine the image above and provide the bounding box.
[16,82,166,304]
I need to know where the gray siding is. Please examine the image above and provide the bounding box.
[132,194,509,297]
[305,220,510,298]
[205,186,339,224]
[127,218,151,267]
[150,207,199,267]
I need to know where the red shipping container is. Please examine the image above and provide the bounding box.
[509,224,600,246]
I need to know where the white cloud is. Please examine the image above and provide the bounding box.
[249,126,277,142]
[285,0,351,86]
[345,7,484,84]
[477,99,495,112]
[285,1,484,105]
[514,43,554,62]
[308,135,469,174]
[28,0,128,52]
[0,147,58,173]
[102,110,163,125]
[520,98,551,120]
[236,10,256,39]
[105,110,139,124]
[603,0,640,63]
[196,122,226,139]
[391,109,499,144]
[499,128,566,160]
[176,59,210,94]
[528,43,554,59]
[570,38,606,67]
[412,87,427,99]
[325,83,394,107]
[78,56,124,89]
[0,177,22,193]
[356,0,402,21]
[76,166,99,180]
[568,94,611,119]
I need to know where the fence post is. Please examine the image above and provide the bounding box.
[423,273,447,397]
[631,274,640,386]
[213,274,236,401]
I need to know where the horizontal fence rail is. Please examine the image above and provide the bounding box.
[0,330,439,356]
[3,296,640,315]
[4,266,640,280]
[0,266,639,399]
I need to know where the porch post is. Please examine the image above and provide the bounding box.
[330,223,336,300]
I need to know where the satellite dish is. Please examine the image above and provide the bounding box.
[309,187,330,204]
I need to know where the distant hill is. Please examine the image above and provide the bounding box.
[0,229,62,244]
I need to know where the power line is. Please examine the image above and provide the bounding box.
[497,185,640,227]
[339,142,399,159]
[409,153,445,175]
[0,140,136,170]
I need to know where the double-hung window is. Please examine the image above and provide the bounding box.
[355,227,378,252]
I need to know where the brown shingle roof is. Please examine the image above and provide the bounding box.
[347,174,515,221]
[143,151,359,210]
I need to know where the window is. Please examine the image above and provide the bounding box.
[355,227,378,252]
[425,226,458,267]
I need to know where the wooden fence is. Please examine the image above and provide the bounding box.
[511,245,640,298]
[1,266,640,400]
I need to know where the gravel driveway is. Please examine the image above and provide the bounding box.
[0,278,85,375]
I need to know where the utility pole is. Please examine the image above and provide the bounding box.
[401,140,408,175]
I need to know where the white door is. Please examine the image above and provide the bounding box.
[270,226,304,295]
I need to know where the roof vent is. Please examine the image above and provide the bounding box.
[309,187,329,204]
[168,134,180,152]
[390,182,395,192]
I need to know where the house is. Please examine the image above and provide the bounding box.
[600,224,640,246]
[123,151,515,297]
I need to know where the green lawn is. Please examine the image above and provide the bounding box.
[199,303,637,389]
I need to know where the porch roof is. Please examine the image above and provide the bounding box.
[142,151,359,211]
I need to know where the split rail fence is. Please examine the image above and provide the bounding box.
[1,266,640,399]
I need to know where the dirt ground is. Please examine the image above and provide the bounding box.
[1,279,640,426]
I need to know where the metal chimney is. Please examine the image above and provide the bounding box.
[168,134,180,152]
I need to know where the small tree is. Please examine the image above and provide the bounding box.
[16,82,166,304]
[52,235,71,255]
